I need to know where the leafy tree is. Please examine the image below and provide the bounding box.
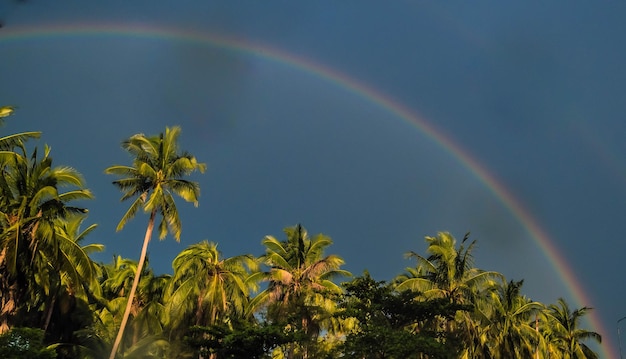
[185,320,295,359]
[105,126,205,359]
[0,327,57,359]
[337,272,467,359]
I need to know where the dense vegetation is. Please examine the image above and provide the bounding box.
[0,108,602,358]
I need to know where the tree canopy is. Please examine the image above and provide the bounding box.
[0,114,603,359]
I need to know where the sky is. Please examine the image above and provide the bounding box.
[1,1,625,357]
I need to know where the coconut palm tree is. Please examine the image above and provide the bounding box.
[0,145,92,334]
[394,232,502,357]
[395,232,500,304]
[165,241,258,359]
[251,224,350,359]
[545,298,601,359]
[166,241,258,333]
[480,279,544,358]
[97,256,170,357]
[105,126,206,359]
[41,214,102,332]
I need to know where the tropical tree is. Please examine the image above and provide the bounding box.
[97,256,170,358]
[394,232,502,356]
[0,145,93,334]
[251,224,351,358]
[395,232,500,304]
[105,126,206,359]
[478,279,544,358]
[41,214,102,331]
[337,272,467,359]
[165,241,258,335]
[37,214,104,359]
[165,241,259,358]
[544,298,601,359]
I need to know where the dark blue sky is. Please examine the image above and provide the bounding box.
[1,1,625,357]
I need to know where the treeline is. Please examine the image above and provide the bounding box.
[0,111,602,358]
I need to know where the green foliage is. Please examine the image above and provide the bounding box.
[0,327,57,359]
[104,126,205,359]
[338,272,469,359]
[105,126,206,241]
[185,321,295,359]
[0,114,603,359]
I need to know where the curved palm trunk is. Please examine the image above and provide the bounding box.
[109,209,156,359]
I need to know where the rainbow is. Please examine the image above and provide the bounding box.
[0,22,615,358]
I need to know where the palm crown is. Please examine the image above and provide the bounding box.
[105,125,206,240]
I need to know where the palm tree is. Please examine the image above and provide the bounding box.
[165,241,258,359]
[480,279,544,358]
[105,126,206,359]
[0,145,92,334]
[251,224,350,359]
[166,241,258,332]
[545,298,601,358]
[97,256,170,357]
[394,232,502,357]
[41,214,102,330]
[38,214,105,359]
[395,232,500,303]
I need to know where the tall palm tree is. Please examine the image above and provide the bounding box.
[105,126,206,359]
[166,241,258,333]
[0,145,92,334]
[251,224,350,359]
[545,298,601,359]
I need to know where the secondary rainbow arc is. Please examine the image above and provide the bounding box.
[0,22,614,358]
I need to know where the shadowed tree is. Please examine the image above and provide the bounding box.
[338,272,467,359]
[105,126,206,359]
[0,145,92,334]
[0,327,56,359]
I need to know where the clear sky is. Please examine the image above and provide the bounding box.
[1,1,625,357]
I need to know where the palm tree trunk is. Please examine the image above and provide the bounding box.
[42,294,56,333]
[108,209,156,359]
